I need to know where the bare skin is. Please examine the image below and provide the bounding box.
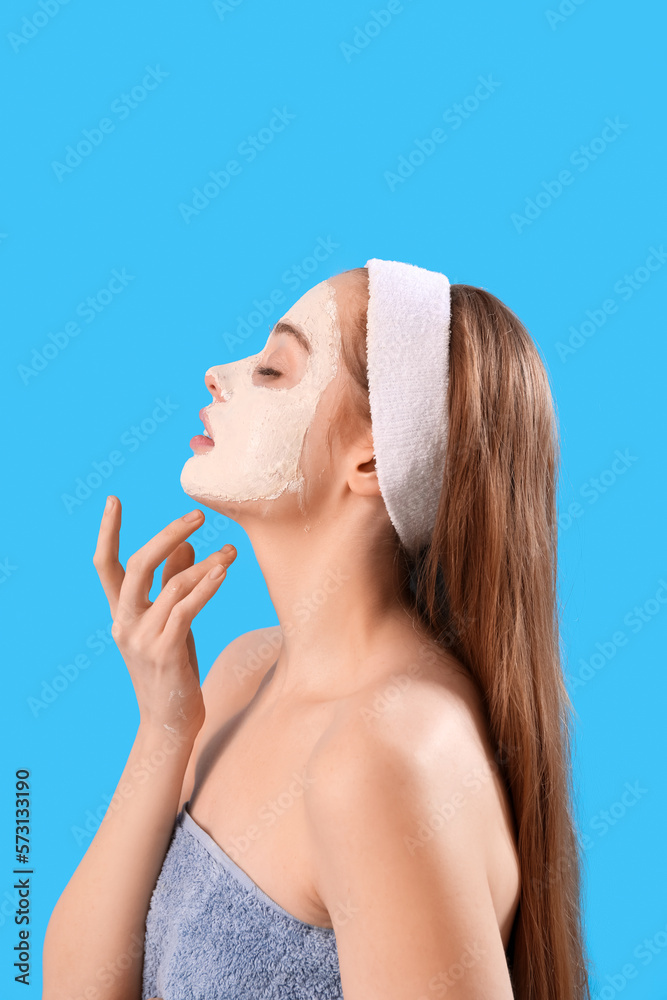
[179,624,520,943]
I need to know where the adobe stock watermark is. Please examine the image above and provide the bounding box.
[71,933,147,999]
[189,512,232,559]
[416,942,486,999]
[17,268,135,385]
[357,645,441,725]
[7,0,72,54]
[217,773,359,932]
[511,116,628,233]
[27,620,114,717]
[534,781,648,906]
[221,235,340,352]
[178,106,296,224]
[558,448,638,533]
[595,918,667,999]
[567,578,667,692]
[545,0,589,31]
[384,75,501,192]
[213,0,247,19]
[232,566,351,684]
[70,729,193,846]
[60,396,179,514]
[404,758,500,856]
[0,558,18,584]
[223,770,316,863]
[339,0,418,63]
[555,245,666,362]
[51,66,168,181]
[580,781,648,850]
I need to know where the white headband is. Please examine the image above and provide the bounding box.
[365,258,451,558]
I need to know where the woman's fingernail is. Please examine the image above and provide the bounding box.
[222,544,235,554]
[209,565,225,580]
[105,496,115,512]
[183,510,204,522]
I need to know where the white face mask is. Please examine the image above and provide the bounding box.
[180,280,341,504]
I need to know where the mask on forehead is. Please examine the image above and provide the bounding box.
[180,280,342,504]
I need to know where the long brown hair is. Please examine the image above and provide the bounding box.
[333,267,591,1000]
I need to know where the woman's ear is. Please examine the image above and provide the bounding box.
[346,432,381,498]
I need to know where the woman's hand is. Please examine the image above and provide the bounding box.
[93,496,237,739]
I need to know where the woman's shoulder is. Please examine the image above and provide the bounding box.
[304,639,515,847]
[304,644,520,947]
[201,624,282,709]
[304,642,521,944]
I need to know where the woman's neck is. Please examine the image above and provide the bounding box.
[242,517,418,703]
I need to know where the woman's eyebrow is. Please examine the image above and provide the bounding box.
[270,320,312,354]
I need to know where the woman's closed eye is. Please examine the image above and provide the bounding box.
[254,365,283,378]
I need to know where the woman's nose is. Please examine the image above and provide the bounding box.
[205,366,228,402]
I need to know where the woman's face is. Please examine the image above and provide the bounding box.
[180,279,343,508]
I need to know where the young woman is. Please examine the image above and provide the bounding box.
[43,262,591,999]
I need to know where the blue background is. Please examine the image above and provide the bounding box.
[2,1,666,996]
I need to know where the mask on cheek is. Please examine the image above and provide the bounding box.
[180,281,342,504]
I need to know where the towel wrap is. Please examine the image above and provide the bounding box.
[141,803,343,999]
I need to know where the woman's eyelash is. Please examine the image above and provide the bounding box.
[254,365,283,378]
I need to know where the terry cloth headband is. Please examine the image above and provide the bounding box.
[365,258,451,559]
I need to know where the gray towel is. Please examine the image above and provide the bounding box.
[141,803,343,999]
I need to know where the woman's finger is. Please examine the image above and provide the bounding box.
[143,546,236,636]
[161,541,195,590]
[160,558,231,648]
[115,509,205,624]
[92,496,125,618]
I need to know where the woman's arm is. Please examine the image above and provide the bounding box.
[42,497,237,1000]
[304,692,516,1000]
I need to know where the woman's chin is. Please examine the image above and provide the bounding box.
[180,465,216,506]
[178,471,246,519]
[179,460,299,519]
[179,486,231,519]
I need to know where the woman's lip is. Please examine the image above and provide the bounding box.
[190,435,215,454]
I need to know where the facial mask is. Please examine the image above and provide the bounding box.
[180,280,341,504]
